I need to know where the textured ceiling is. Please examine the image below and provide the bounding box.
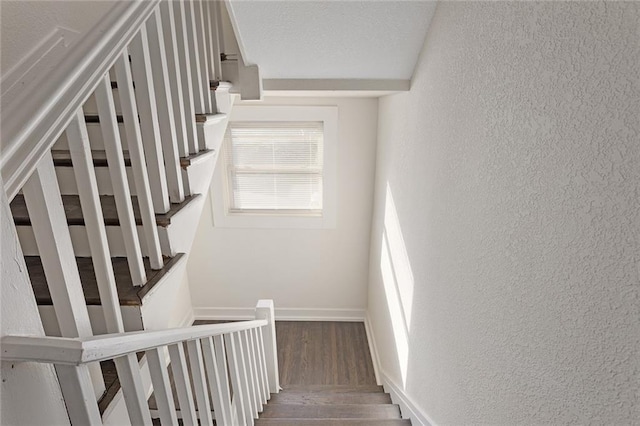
[227,1,436,80]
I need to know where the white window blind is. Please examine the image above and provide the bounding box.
[223,121,324,214]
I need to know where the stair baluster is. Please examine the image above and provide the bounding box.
[193,0,214,116]
[21,151,106,400]
[129,26,171,214]
[169,342,199,425]
[243,329,261,416]
[184,0,206,115]
[171,0,200,155]
[186,339,215,426]
[147,347,179,425]
[95,75,147,287]
[257,326,271,401]
[202,336,232,425]
[146,9,185,204]
[214,334,235,423]
[114,51,164,270]
[159,0,190,159]
[252,327,268,405]
[226,331,249,425]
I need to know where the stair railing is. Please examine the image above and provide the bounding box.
[1,0,229,418]
[1,300,280,426]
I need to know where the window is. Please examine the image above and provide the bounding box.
[223,121,324,215]
[212,105,337,229]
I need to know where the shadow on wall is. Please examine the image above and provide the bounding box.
[379,182,415,387]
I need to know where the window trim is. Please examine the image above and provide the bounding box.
[211,105,338,229]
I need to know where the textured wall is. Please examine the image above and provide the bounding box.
[368,2,639,424]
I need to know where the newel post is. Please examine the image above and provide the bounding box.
[255,299,280,393]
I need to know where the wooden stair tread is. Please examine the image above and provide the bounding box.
[268,392,392,405]
[110,79,218,91]
[25,253,184,306]
[51,148,213,170]
[260,404,401,419]
[11,193,199,227]
[280,385,385,393]
[256,420,411,426]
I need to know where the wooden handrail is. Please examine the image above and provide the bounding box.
[1,319,267,365]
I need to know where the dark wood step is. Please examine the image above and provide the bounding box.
[256,420,411,426]
[260,404,401,419]
[26,253,184,306]
[110,80,218,91]
[51,149,213,170]
[98,353,145,415]
[280,385,385,394]
[268,391,392,405]
[11,194,199,228]
[84,114,125,124]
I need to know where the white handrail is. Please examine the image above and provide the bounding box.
[0,0,160,200]
[1,320,267,365]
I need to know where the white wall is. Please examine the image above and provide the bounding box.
[368,2,639,425]
[188,96,378,319]
[0,0,117,74]
[1,180,70,425]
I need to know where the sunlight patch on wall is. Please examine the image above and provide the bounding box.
[379,183,416,387]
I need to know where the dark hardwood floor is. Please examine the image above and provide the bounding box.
[275,321,377,387]
[193,320,378,386]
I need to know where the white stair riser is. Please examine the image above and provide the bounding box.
[53,122,129,151]
[56,166,138,196]
[17,225,173,258]
[182,151,219,196]
[39,305,143,336]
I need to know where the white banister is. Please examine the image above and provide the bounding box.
[56,364,103,425]
[257,326,271,400]
[186,339,214,426]
[147,347,178,425]
[168,343,198,425]
[2,320,268,364]
[255,299,280,393]
[146,8,185,204]
[1,1,159,200]
[159,0,189,158]
[66,110,125,332]
[205,0,222,82]
[225,332,248,426]
[214,334,234,421]
[21,152,106,397]
[235,331,255,425]
[171,0,200,154]
[184,0,206,114]
[113,51,163,270]
[201,336,231,425]
[95,75,147,287]
[129,26,171,214]
[193,0,214,114]
[243,330,260,417]
[252,328,267,405]
[114,353,154,425]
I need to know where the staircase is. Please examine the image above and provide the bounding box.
[0,0,411,424]
[256,385,410,425]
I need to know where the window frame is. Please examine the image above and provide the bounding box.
[211,105,338,229]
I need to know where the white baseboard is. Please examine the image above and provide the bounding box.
[193,307,366,322]
[364,311,437,426]
[364,313,382,385]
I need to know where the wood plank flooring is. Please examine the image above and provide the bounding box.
[275,321,377,387]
